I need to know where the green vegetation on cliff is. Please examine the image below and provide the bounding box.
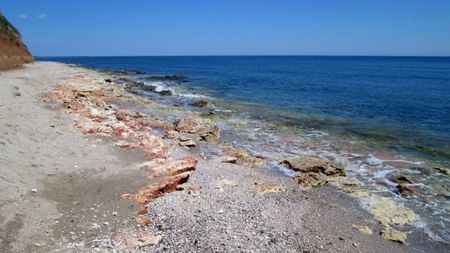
[0,12,20,38]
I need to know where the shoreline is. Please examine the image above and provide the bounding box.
[0,62,447,252]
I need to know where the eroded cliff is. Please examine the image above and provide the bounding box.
[0,12,33,70]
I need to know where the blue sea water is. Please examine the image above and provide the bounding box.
[39,56,450,162]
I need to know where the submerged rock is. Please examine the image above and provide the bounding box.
[192,100,208,108]
[397,183,422,196]
[159,90,172,96]
[390,174,417,184]
[164,74,188,79]
[434,167,450,176]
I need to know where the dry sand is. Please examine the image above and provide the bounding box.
[0,62,446,252]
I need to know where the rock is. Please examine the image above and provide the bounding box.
[122,157,197,213]
[122,171,193,214]
[352,224,373,235]
[115,140,132,148]
[397,183,421,196]
[215,179,238,191]
[390,174,417,184]
[368,196,418,226]
[216,156,238,164]
[31,188,38,193]
[294,172,328,188]
[104,79,112,83]
[328,177,368,196]
[381,227,407,243]
[144,156,197,178]
[179,135,193,142]
[280,156,346,176]
[142,84,156,92]
[253,182,285,194]
[434,167,450,176]
[159,90,172,96]
[123,233,162,249]
[201,125,221,142]
[180,139,196,147]
[164,74,188,79]
[134,214,152,225]
[164,130,179,139]
[175,117,203,133]
[192,100,208,108]
[220,143,266,167]
[138,158,166,170]
[175,117,221,142]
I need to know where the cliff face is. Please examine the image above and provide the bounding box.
[0,12,33,70]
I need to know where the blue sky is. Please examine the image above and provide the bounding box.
[2,0,450,56]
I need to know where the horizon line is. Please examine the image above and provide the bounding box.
[35,54,450,58]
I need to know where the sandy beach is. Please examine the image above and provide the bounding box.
[0,62,447,252]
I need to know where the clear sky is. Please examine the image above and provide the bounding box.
[2,0,450,56]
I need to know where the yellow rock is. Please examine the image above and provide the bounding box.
[352,224,373,235]
[381,227,407,244]
[328,176,369,196]
[368,196,418,226]
[253,182,285,194]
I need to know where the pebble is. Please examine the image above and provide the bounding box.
[31,188,38,193]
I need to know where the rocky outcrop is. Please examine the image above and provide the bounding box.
[175,116,221,142]
[0,12,33,70]
[122,157,197,214]
[280,156,346,188]
[280,156,346,176]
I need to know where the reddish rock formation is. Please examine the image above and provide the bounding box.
[0,12,33,70]
[122,156,197,214]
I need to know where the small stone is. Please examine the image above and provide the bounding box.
[253,182,285,194]
[381,227,407,243]
[352,224,373,235]
[216,156,238,164]
[112,212,118,216]
[31,188,38,193]
[180,140,196,147]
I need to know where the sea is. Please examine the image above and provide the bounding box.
[39,56,450,242]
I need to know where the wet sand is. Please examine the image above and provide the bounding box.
[0,62,447,252]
